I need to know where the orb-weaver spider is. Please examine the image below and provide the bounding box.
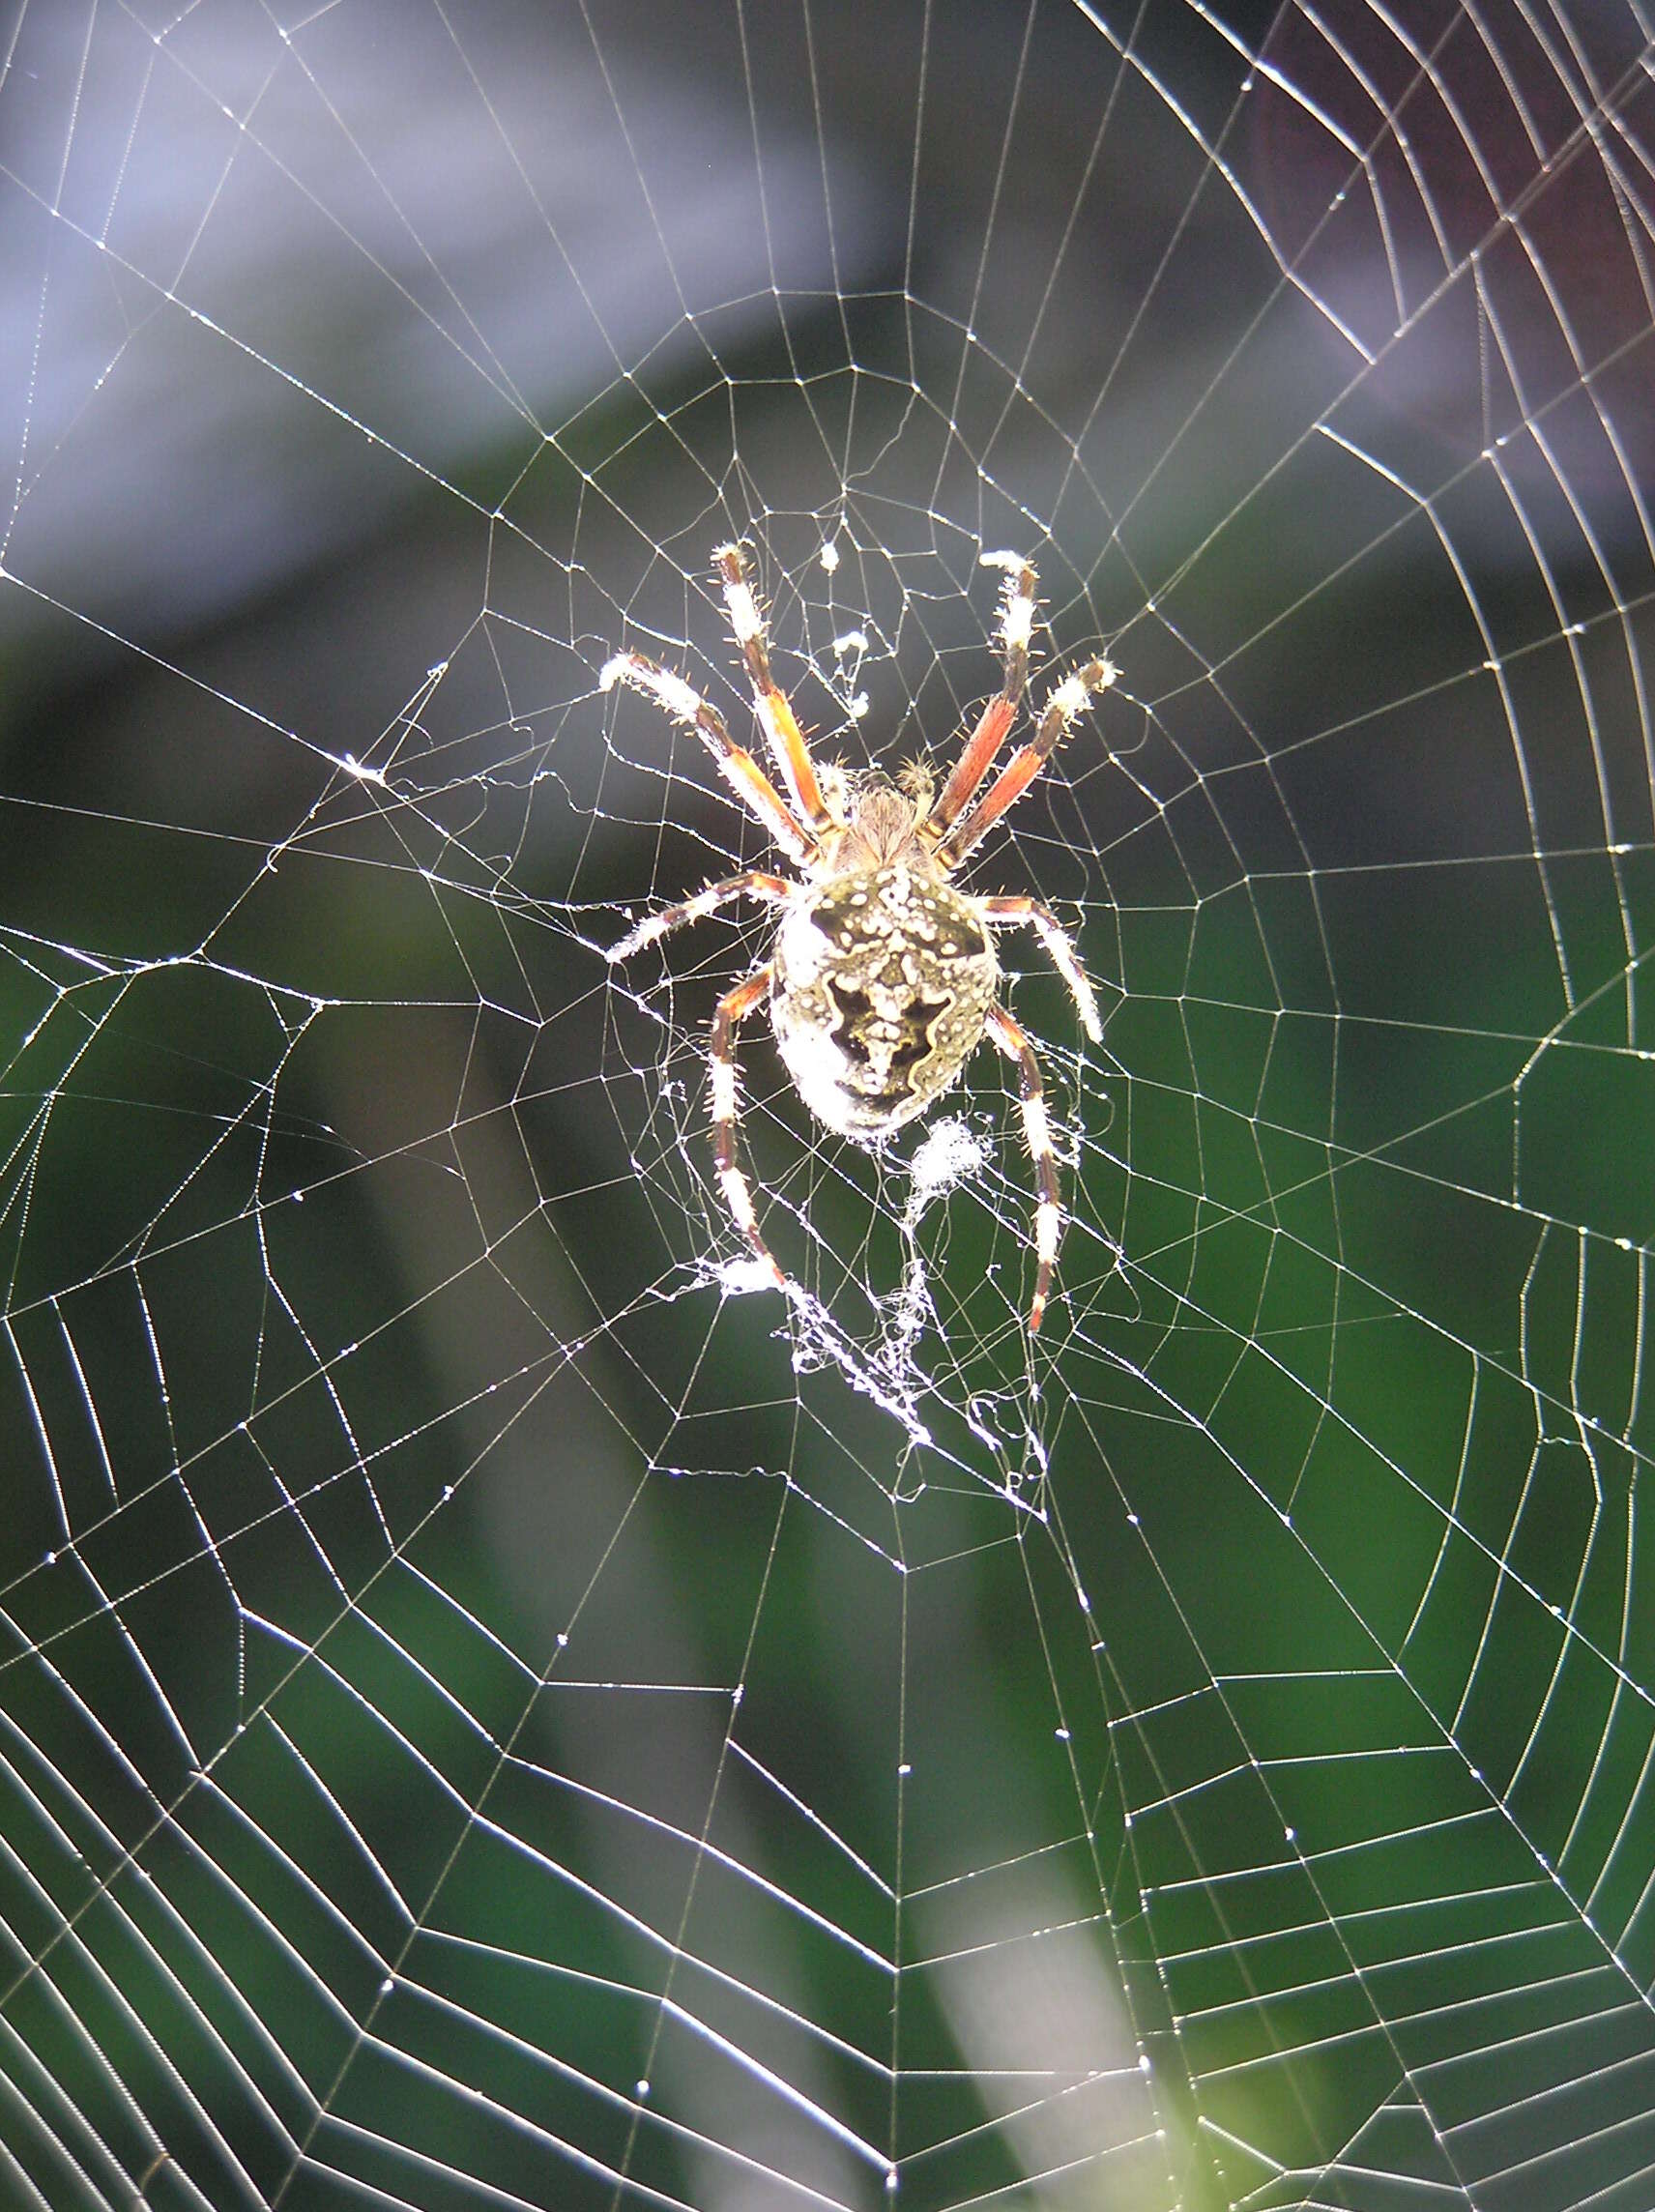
[603,544,1115,1330]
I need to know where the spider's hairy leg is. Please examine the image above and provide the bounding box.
[607,872,793,964]
[980,896,1103,1042]
[600,650,816,863]
[935,654,1118,872]
[924,552,1040,845]
[712,543,835,838]
[710,964,787,1292]
[985,1004,1064,1333]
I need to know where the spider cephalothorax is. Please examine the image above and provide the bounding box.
[602,543,1116,1330]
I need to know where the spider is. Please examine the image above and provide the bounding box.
[602,543,1116,1330]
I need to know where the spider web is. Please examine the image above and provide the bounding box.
[2,0,1653,2206]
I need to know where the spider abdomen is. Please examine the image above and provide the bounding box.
[770,865,1000,1139]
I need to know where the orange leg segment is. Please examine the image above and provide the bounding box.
[601,650,817,864]
[936,656,1116,871]
[714,543,834,835]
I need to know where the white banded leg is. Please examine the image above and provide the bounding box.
[711,541,835,839]
[980,896,1102,1042]
[600,650,816,865]
[711,965,786,1291]
[608,872,793,964]
[986,1004,1063,1333]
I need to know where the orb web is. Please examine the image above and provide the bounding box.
[2,3,1653,2208]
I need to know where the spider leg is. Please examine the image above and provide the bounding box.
[608,871,793,964]
[935,655,1117,873]
[924,553,1040,846]
[985,1003,1064,1332]
[601,650,817,864]
[711,964,787,1293]
[714,543,836,839]
[980,896,1102,1042]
